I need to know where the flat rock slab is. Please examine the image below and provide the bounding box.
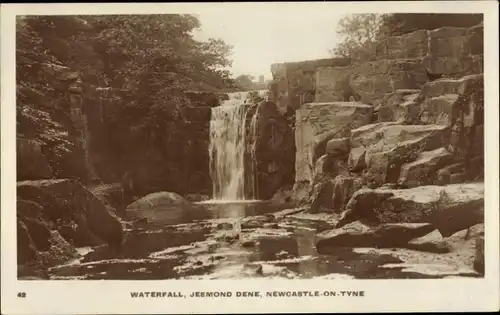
[270,207,308,219]
[337,183,484,237]
[353,222,482,278]
[316,222,436,252]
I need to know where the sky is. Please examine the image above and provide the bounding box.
[192,11,345,81]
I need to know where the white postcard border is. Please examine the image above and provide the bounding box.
[1,2,499,314]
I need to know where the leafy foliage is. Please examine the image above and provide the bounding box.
[330,13,483,62]
[234,74,255,90]
[17,14,236,186]
[330,14,386,62]
[380,13,483,37]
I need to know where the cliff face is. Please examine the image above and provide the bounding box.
[16,29,217,278]
[266,22,483,209]
[316,25,483,105]
[17,61,96,183]
[270,58,352,113]
[17,59,215,197]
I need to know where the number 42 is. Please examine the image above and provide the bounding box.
[17,292,26,298]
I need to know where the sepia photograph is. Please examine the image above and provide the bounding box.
[1,2,499,314]
[14,10,487,281]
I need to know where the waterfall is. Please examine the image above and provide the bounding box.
[208,90,266,201]
[209,104,248,200]
[248,109,259,199]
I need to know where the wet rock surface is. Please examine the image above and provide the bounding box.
[38,201,482,280]
[337,183,484,234]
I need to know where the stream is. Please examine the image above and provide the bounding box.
[48,201,481,280]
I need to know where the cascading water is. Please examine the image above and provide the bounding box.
[209,104,248,200]
[208,90,266,201]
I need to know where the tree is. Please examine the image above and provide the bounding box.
[17,14,236,185]
[234,74,255,90]
[380,13,483,37]
[330,14,386,62]
[330,13,484,62]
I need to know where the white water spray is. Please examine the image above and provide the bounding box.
[208,90,266,201]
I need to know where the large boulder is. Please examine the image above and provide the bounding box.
[337,183,484,237]
[17,179,124,248]
[295,102,373,184]
[406,230,450,253]
[349,123,450,187]
[325,137,350,157]
[125,191,211,225]
[398,147,454,187]
[316,221,436,253]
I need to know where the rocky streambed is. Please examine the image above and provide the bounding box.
[45,196,484,280]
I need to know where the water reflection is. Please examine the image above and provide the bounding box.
[295,228,322,277]
[199,200,285,219]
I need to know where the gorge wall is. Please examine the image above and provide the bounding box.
[16,46,218,277]
[265,22,484,208]
[17,61,216,197]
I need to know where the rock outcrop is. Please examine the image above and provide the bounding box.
[250,101,296,199]
[17,62,95,183]
[17,50,216,199]
[316,221,436,252]
[271,58,352,113]
[294,102,373,185]
[269,21,483,210]
[349,123,450,187]
[260,23,485,274]
[17,179,124,277]
[337,183,484,236]
[17,179,124,246]
[125,191,212,225]
[316,59,429,105]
